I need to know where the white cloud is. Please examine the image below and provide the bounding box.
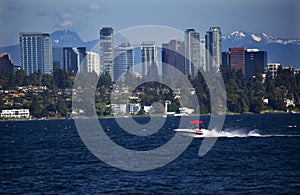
[60,20,73,27]
[89,2,100,12]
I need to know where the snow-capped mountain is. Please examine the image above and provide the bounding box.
[223,31,300,46]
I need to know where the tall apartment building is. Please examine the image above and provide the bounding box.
[205,27,222,72]
[86,52,100,76]
[222,48,267,80]
[100,27,114,80]
[19,32,53,75]
[229,47,247,76]
[162,39,185,79]
[141,41,158,79]
[52,47,86,73]
[245,49,267,80]
[0,53,14,77]
[114,43,134,81]
[185,29,200,79]
[199,39,206,72]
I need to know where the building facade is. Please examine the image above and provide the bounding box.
[222,48,267,80]
[162,39,185,79]
[19,32,53,75]
[222,51,230,70]
[113,43,134,81]
[100,27,114,80]
[185,29,200,79]
[199,39,206,72]
[267,63,281,79]
[245,49,267,80]
[1,109,30,118]
[0,53,14,77]
[52,47,86,73]
[141,41,158,79]
[205,27,222,72]
[229,47,247,77]
[86,52,100,75]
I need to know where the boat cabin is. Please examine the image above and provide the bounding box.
[190,120,205,135]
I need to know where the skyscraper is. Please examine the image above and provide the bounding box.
[222,48,267,80]
[199,39,206,72]
[185,29,200,79]
[100,27,114,80]
[114,43,134,81]
[162,39,185,79]
[19,32,53,75]
[86,52,100,76]
[205,27,222,72]
[141,41,158,79]
[52,47,86,73]
[245,49,267,80]
[222,51,230,70]
[0,53,14,77]
[229,47,247,77]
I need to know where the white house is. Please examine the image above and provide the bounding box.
[1,109,30,118]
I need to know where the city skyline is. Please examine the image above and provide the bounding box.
[15,26,269,81]
[0,0,299,46]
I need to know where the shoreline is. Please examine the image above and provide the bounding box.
[0,110,299,122]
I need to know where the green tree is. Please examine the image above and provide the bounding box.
[14,69,26,86]
[30,95,41,117]
[53,68,70,89]
[28,71,41,86]
[41,74,56,89]
[56,98,68,117]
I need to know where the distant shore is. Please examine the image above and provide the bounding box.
[1,110,299,122]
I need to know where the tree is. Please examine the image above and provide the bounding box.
[56,98,68,117]
[28,71,41,86]
[14,69,26,86]
[98,72,113,89]
[41,74,56,89]
[30,95,41,117]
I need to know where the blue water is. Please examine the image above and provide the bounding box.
[1,114,300,194]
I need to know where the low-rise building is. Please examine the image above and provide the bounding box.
[1,109,30,118]
[267,63,281,79]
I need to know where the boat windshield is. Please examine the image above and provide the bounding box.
[190,120,204,129]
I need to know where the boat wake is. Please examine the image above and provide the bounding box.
[202,128,300,138]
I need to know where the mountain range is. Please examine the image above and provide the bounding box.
[1,29,299,68]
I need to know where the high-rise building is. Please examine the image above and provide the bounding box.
[0,53,14,77]
[245,49,267,80]
[229,47,247,77]
[199,39,206,72]
[100,27,114,80]
[222,51,230,70]
[52,47,86,73]
[222,48,267,80]
[19,32,53,75]
[185,29,200,79]
[114,43,134,81]
[162,39,185,79]
[86,52,100,76]
[141,41,158,79]
[205,27,222,72]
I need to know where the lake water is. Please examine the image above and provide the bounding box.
[1,114,299,194]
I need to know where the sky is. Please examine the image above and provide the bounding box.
[0,0,299,46]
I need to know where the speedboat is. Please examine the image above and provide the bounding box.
[174,120,211,138]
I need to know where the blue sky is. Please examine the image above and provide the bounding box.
[0,0,299,46]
